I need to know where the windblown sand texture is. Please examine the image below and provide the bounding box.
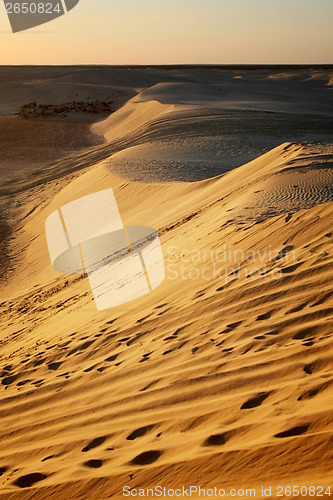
[0,66,333,499]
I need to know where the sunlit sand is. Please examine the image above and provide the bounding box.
[0,66,332,499]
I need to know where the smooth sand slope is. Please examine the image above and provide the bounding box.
[0,67,333,499]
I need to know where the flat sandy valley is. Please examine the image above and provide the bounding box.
[0,65,333,499]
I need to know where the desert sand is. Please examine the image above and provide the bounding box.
[0,66,333,499]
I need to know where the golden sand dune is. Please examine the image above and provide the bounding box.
[0,67,333,499]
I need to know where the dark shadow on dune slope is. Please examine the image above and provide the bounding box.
[130,450,162,465]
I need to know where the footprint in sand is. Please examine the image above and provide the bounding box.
[83,460,104,468]
[203,433,227,446]
[126,425,154,441]
[118,337,131,343]
[45,344,58,351]
[216,340,225,347]
[280,262,303,274]
[136,315,151,324]
[226,321,242,330]
[47,362,62,371]
[256,310,274,321]
[163,327,184,342]
[17,379,32,387]
[130,450,162,465]
[83,364,97,373]
[2,374,18,386]
[241,392,270,409]
[297,386,323,401]
[274,424,310,438]
[154,303,167,310]
[303,357,326,375]
[156,308,172,317]
[127,333,145,347]
[303,339,315,347]
[139,352,152,362]
[106,319,117,325]
[177,341,187,350]
[139,380,159,392]
[293,327,315,341]
[67,340,95,357]
[13,473,48,488]
[33,358,46,367]
[274,245,294,261]
[162,348,175,356]
[0,466,8,476]
[32,379,44,386]
[105,354,118,362]
[286,302,308,314]
[303,363,313,375]
[82,436,107,452]
[163,335,178,341]
[310,291,333,307]
[241,344,254,355]
[219,321,242,334]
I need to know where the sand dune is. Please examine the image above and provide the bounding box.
[0,67,333,499]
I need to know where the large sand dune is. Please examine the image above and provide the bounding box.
[0,66,332,499]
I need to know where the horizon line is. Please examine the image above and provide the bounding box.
[1,63,332,69]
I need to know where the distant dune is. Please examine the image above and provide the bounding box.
[0,66,332,499]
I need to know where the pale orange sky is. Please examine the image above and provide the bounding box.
[0,0,332,64]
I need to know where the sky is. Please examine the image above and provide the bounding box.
[0,0,332,65]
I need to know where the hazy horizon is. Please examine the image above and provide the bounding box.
[0,63,332,67]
